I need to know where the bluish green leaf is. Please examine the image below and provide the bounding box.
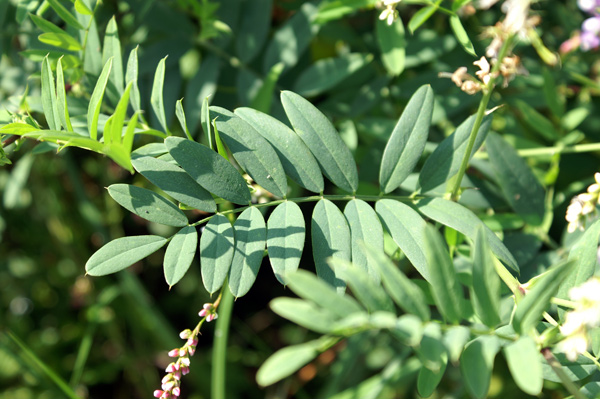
[165,136,251,205]
[581,382,600,398]
[424,225,464,324]
[210,107,288,198]
[104,82,132,146]
[417,323,446,372]
[200,214,235,294]
[364,245,430,320]
[187,55,220,135]
[503,337,543,395]
[344,199,383,282]
[512,260,575,335]
[375,199,429,280]
[175,99,192,140]
[125,46,141,111]
[38,32,82,51]
[235,107,324,193]
[201,96,213,149]
[107,184,188,227]
[315,0,378,24]
[293,53,373,97]
[229,207,266,297]
[449,15,476,56]
[87,58,113,140]
[418,113,492,193]
[251,62,284,113]
[122,111,139,156]
[164,226,197,288]
[486,132,546,226]
[151,57,169,134]
[266,202,305,284]
[417,362,446,398]
[41,56,61,131]
[331,258,394,313]
[285,269,363,318]
[541,353,597,382]
[408,5,436,33]
[102,16,124,98]
[312,199,351,292]
[416,197,519,273]
[29,13,64,34]
[56,57,73,132]
[514,99,559,141]
[380,85,433,193]
[78,4,101,75]
[236,0,272,63]
[460,336,501,399]
[131,156,216,213]
[281,90,358,193]
[85,235,168,276]
[47,0,84,30]
[443,325,470,364]
[263,2,319,74]
[270,297,338,333]
[376,16,405,76]
[471,227,502,327]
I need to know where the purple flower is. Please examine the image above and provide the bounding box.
[584,16,600,34]
[579,0,600,13]
[581,30,600,50]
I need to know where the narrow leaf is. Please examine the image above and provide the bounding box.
[47,0,84,29]
[164,226,197,288]
[107,184,188,227]
[165,137,251,205]
[443,325,470,363]
[201,96,213,149]
[87,57,113,140]
[38,32,82,51]
[235,0,273,63]
[376,16,405,76]
[250,62,284,113]
[175,99,193,140]
[460,336,501,399]
[311,199,351,292]
[41,56,61,131]
[200,214,235,294]
[125,46,141,111]
[122,111,139,155]
[449,15,476,56]
[229,207,267,297]
[74,0,93,15]
[503,337,543,395]
[471,227,502,327]
[270,297,337,333]
[29,13,64,33]
[408,6,436,33]
[256,339,325,386]
[86,235,168,276]
[104,81,132,146]
[266,201,305,284]
[379,84,433,193]
[102,16,124,97]
[282,90,358,193]
[151,56,169,134]
[235,107,324,193]
[56,57,73,132]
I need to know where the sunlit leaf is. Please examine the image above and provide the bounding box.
[47,0,84,29]
[164,226,197,288]
[151,56,169,134]
[38,32,82,51]
[266,202,305,284]
[87,57,113,140]
[41,56,61,131]
[504,337,543,395]
[270,297,337,333]
[344,199,383,282]
[460,336,501,399]
[471,227,501,327]
[376,16,405,76]
[200,214,235,294]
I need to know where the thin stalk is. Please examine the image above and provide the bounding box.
[69,322,96,387]
[493,258,521,298]
[541,348,586,399]
[474,142,600,159]
[211,284,235,399]
[449,35,515,201]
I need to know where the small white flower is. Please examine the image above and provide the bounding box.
[557,332,588,361]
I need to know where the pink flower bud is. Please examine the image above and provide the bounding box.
[188,346,196,356]
[187,338,198,347]
[172,371,181,380]
[165,362,179,373]
[207,313,218,322]
[153,390,164,398]
[199,309,208,317]
[179,348,187,357]
[162,374,173,384]
[203,303,213,310]
[179,329,192,339]
[180,357,190,367]
[172,387,181,397]
[181,366,190,375]
[168,349,180,357]
[162,380,175,391]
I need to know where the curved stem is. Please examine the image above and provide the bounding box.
[211,285,235,399]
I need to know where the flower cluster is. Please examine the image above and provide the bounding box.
[378,0,401,25]
[558,277,600,361]
[153,301,219,398]
[442,55,523,95]
[579,0,600,51]
[565,173,600,233]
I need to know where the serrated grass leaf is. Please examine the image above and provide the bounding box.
[266,202,305,284]
[200,214,235,294]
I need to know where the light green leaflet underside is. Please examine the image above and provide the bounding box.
[344,199,383,282]
[282,90,358,193]
[471,227,501,328]
[164,225,197,288]
[503,337,543,395]
[200,214,235,295]
[229,207,267,298]
[165,136,251,205]
[234,107,324,193]
[210,106,288,198]
[107,184,188,227]
[460,336,501,399]
[86,235,168,276]
[266,201,305,285]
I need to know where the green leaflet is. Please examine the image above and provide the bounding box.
[210,107,288,198]
[104,82,132,146]
[312,199,351,292]
[187,55,220,136]
[200,214,235,294]
[486,132,546,226]
[228,207,267,298]
[449,15,476,56]
[38,32,82,51]
[107,184,188,227]
[379,85,433,193]
[74,0,93,15]
[376,16,405,77]
[87,57,113,140]
[29,13,64,34]
[175,99,193,140]
[416,323,447,397]
[56,57,73,132]
[418,113,492,193]
[201,96,213,148]
[512,260,575,335]
[503,337,543,395]
[460,336,501,399]
[132,156,216,213]
[344,199,383,282]
[282,90,358,193]
[423,225,464,324]
[235,107,324,193]
[315,0,378,24]
[164,225,197,288]
[285,269,363,318]
[236,0,273,63]
[514,99,559,141]
[262,2,319,74]
[165,137,251,205]
[85,235,168,276]
[442,325,470,364]
[330,258,395,313]
[292,53,373,97]
[250,62,284,114]
[408,5,436,33]
[78,2,102,76]
[581,382,600,398]
[266,201,305,284]
[102,16,124,98]
[151,56,169,134]
[270,297,338,334]
[364,245,430,321]
[41,56,61,131]
[416,197,519,273]
[46,0,84,30]
[541,353,597,382]
[125,46,141,111]
[375,199,429,280]
[471,227,502,327]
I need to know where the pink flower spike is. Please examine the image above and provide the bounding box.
[180,357,191,367]
[165,362,179,373]
[162,380,175,391]
[168,349,180,357]
[162,374,173,384]
[181,366,190,375]
[172,387,181,397]
[179,348,187,357]
[154,390,164,398]
[172,371,181,380]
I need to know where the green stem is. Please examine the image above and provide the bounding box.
[211,285,235,399]
[474,142,600,159]
[449,35,515,201]
[69,322,96,387]
[493,258,521,298]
